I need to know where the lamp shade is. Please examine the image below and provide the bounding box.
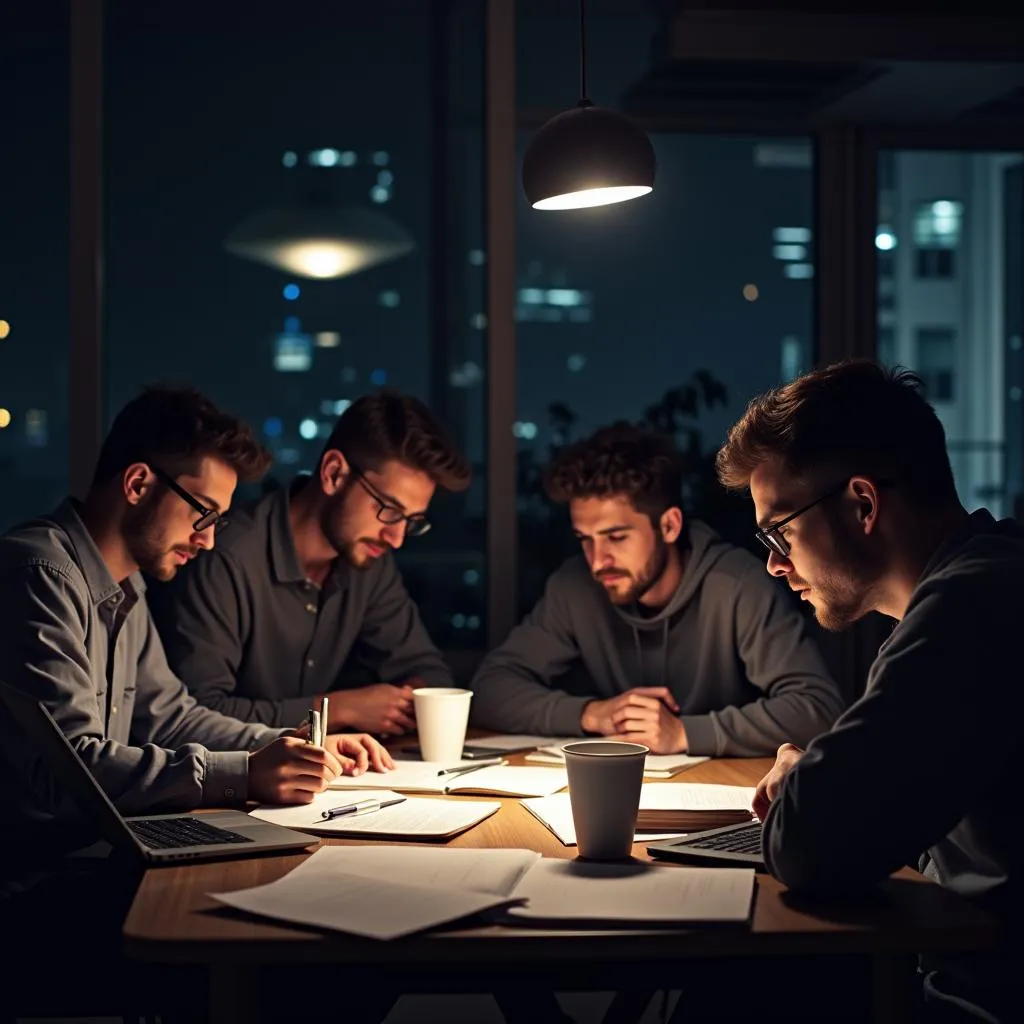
[522,103,656,211]
[223,205,414,280]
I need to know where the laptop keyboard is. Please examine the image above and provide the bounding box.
[680,821,762,854]
[128,816,254,849]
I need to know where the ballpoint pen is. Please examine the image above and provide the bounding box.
[307,708,317,745]
[319,696,329,746]
[437,757,504,777]
[320,796,406,821]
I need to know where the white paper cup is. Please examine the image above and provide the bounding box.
[563,740,648,860]
[412,687,473,763]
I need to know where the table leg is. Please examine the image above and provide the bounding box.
[871,955,916,1024]
[209,963,261,1024]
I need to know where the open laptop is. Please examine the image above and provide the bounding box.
[0,685,317,864]
[646,821,765,868]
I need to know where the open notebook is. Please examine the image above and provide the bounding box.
[249,790,500,840]
[525,740,709,779]
[328,762,568,798]
[210,845,755,940]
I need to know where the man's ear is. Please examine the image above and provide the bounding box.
[122,463,154,507]
[848,476,880,536]
[660,506,683,544]
[319,450,349,497]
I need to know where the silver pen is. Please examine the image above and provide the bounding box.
[319,696,329,746]
[437,757,504,777]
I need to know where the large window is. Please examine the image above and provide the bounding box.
[514,134,816,610]
[104,1,486,649]
[0,2,70,531]
[876,150,1024,517]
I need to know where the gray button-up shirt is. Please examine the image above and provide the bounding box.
[0,500,284,844]
[150,481,453,727]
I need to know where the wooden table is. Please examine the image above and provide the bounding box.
[123,754,996,1024]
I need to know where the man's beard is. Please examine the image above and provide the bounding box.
[320,485,377,571]
[594,536,671,606]
[122,507,194,581]
[802,516,885,631]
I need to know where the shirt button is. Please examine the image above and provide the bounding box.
[111,705,118,714]
[305,603,316,613]
[109,594,121,605]
[307,658,315,668]
[224,787,236,799]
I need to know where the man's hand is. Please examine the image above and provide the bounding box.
[248,735,344,805]
[323,732,395,776]
[580,687,686,754]
[326,682,416,735]
[752,742,804,820]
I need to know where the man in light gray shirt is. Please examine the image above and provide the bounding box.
[470,423,843,756]
[151,390,471,737]
[0,386,390,854]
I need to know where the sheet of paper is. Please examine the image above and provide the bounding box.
[210,845,544,940]
[445,765,568,797]
[326,760,475,793]
[520,793,685,847]
[249,791,500,838]
[501,858,755,925]
[526,744,710,776]
[638,783,757,811]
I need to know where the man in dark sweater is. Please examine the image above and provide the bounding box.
[470,423,844,757]
[152,390,470,736]
[717,359,1020,1023]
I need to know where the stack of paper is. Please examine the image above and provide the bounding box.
[210,845,755,940]
[525,741,709,778]
[249,790,500,840]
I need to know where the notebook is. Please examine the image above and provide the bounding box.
[521,792,686,847]
[210,845,756,940]
[249,790,501,840]
[634,783,757,832]
[327,761,568,797]
[525,740,710,779]
[0,685,315,865]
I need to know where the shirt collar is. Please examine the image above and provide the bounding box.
[267,483,306,585]
[47,498,148,606]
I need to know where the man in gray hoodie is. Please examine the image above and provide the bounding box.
[717,360,1020,1023]
[470,422,843,757]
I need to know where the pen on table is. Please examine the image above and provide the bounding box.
[437,757,504,777]
[320,797,406,821]
[319,696,329,746]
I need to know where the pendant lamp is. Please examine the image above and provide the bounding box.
[522,0,656,211]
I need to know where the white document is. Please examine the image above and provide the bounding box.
[502,858,755,926]
[210,844,754,940]
[525,741,710,778]
[638,783,757,811]
[249,790,500,840]
[327,762,568,797]
[210,846,539,940]
[521,792,686,847]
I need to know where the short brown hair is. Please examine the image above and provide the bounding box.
[716,359,958,505]
[544,421,684,525]
[322,389,470,492]
[92,385,271,486]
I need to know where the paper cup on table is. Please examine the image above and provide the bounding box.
[412,687,472,763]
[563,740,648,860]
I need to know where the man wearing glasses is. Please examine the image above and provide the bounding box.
[716,360,1021,1024]
[153,390,471,736]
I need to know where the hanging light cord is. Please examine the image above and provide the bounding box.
[578,0,590,104]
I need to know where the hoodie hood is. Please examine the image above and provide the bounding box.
[612,521,738,689]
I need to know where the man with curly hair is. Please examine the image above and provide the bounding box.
[152,389,472,737]
[470,421,843,756]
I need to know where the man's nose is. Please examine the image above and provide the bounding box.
[193,528,215,552]
[766,549,792,577]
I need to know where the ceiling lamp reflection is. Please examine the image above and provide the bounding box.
[224,206,414,280]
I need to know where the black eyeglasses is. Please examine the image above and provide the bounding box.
[350,465,431,537]
[151,466,228,534]
[755,481,849,559]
